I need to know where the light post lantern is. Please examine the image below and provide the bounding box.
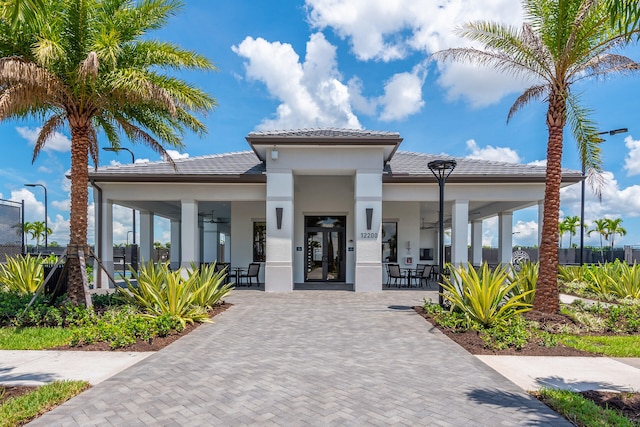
[579,128,627,265]
[25,183,48,250]
[428,159,457,306]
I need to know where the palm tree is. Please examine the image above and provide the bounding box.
[563,216,581,248]
[0,1,216,305]
[558,221,568,248]
[28,220,52,253]
[434,0,639,313]
[605,217,626,261]
[588,218,609,260]
[23,221,35,252]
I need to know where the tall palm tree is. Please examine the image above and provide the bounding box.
[605,217,626,260]
[23,221,35,252]
[588,218,609,260]
[0,0,216,305]
[434,0,639,313]
[558,221,568,248]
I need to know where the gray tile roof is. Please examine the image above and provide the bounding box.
[247,128,401,139]
[90,149,581,184]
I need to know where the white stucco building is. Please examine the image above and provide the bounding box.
[89,128,581,291]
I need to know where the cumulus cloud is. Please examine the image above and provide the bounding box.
[512,220,538,247]
[233,33,362,129]
[16,126,71,153]
[378,66,426,121]
[624,135,640,176]
[465,139,521,163]
[306,0,528,106]
[528,159,547,167]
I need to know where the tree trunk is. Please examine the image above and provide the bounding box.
[534,87,566,314]
[66,122,91,306]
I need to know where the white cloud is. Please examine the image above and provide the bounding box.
[306,0,527,106]
[512,220,538,247]
[624,135,640,176]
[528,159,547,167]
[16,126,71,153]
[233,33,361,129]
[164,150,189,160]
[378,66,426,121]
[10,188,44,223]
[465,139,521,163]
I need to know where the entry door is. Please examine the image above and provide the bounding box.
[305,217,346,282]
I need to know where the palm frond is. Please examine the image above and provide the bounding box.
[113,115,178,170]
[32,113,65,162]
[507,84,547,123]
[88,124,99,170]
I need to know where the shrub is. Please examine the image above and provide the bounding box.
[557,264,587,283]
[440,263,532,327]
[116,261,217,327]
[583,261,640,300]
[0,254,43,295]
[187,262,233,309]
[508,262,538,305]
[480,316,531,350]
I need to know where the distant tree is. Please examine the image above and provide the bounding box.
[605,218,627,261]
[563,216,581,248]
[588,219,610,259]
[23,221,51,252]
[558,221,569,248]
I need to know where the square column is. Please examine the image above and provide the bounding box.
[202,222,218,263]
[96,199,114,289]
[498,211,513,265]
[170,219,180,270]
[180,199,199,270]
[470,220,483,266]
[139,210,154,264]
[538,200,544,248]
[451,200,469,267]
[265,170,294,292]
[354,171,383,291]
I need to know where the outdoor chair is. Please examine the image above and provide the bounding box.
[387,263,407,288]
[238,262,261,287]
[412,264,432,288]
[214,262,230,284]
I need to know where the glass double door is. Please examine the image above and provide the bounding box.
[305,216,346,282]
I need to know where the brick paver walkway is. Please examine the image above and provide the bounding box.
[29,290,570,426]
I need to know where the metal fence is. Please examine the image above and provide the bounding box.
[0,199,23,260]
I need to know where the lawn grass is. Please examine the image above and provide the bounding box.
[0,327,74,350]
[534,387,636,427]
[561,334,640,357]
[0,380,89,427]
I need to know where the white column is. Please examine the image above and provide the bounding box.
[498,211,513,265]
[538,200,544,248]
[470,220,483,266]
[139,210,154,265]
[97,199,114,289]
[202,222,218,263]
[354,171,383,292]
[265,170,294,292]
[170,219,180,270]
[451,200,469,267]
[180,199,199,271]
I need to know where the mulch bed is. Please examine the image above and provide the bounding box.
[413,306,640,423]
[0,385,38,405]
[51,302,231,352]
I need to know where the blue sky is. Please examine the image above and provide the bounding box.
[2,0,639,249]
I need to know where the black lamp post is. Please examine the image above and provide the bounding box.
[102,147,136,245]
[579,128,627,265]
[25,183,48,250]
[428,159,457,306]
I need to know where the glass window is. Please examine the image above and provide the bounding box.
[253,221,266,262]
[382,222,397,262]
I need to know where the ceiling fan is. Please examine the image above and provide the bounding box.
[199,210,229,224]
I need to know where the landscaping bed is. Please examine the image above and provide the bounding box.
[580,390,640,424]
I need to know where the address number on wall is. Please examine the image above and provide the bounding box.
[360,232,378,239]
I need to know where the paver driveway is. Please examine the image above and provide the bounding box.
[29,290,570,426]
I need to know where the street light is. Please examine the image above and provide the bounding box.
[102,147,136,246]
[579,128,628,265]
[428,159,457,306]
[24,183,48,250]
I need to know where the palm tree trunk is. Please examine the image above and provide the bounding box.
[534,89,566,314]
[66,122,90,306]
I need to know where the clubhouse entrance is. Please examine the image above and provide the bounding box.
[304,216,346,282]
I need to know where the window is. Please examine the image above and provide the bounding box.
[382,222,397,262]
[253,221,266,262]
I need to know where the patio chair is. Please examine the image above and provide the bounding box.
[238,262,261,287]
[387,263,407,288]
[214,262,230,284]
[412,264,432,288]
